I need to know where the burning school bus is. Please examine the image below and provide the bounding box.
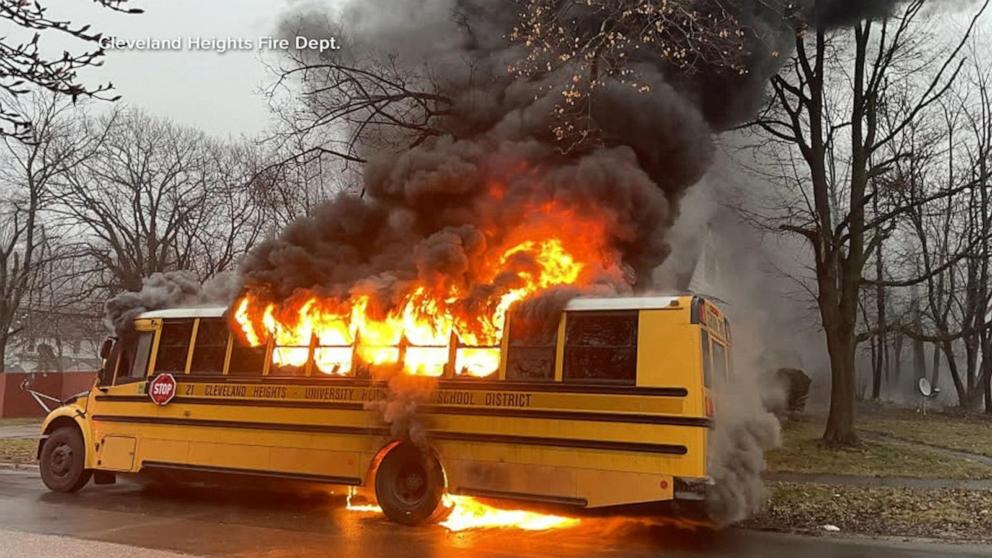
[37,294,730,526]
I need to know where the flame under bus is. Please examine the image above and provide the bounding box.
[37,295,731,519]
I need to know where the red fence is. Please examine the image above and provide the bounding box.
[0,372,97,418]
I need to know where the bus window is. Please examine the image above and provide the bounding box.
[189,319,228,375]
[505,313,557,381]
[128,332,153,379]
[153,320,193,374]
[563,311,638,384]
[701,329,712,388]
[113,332,152,384]
[269,343,310,376]
[228,334,266,376]
[712,341,728,381]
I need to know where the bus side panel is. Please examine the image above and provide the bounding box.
[441,443,680,507]
[89,399,379,481]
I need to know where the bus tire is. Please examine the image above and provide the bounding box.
[374,443,445,526]
[40,426,91,493]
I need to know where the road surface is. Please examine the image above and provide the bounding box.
[0,468,989,558]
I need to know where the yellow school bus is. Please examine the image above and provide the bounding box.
[37,295,731,525]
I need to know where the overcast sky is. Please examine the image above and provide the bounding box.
[33,0,323,139]
[21,0,990,141]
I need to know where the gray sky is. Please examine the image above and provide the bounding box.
[38,0,311,138]
[23,0,990,140]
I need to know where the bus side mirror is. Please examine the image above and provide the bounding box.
[99,338,115,360]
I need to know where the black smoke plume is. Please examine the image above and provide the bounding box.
[233,0,914,522]
[247,0,908,298]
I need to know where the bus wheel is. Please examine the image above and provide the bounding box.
[374,444,445,526]
[40,427,91,493]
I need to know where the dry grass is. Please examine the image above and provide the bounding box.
[766,418,992,479]
[857,404,992,459]
[0,439,37,464]
[749,481,992,542]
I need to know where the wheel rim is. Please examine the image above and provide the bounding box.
[393,463,429,507]
[49,443,73,479]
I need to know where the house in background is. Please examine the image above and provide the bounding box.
[3,308,105,373]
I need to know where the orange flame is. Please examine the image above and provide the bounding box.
[345,487,384,513]
[439,495,580,532]
[232,204,613,378]
[345,488,580,531]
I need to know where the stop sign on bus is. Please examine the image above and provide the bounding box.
[148,373,177,406]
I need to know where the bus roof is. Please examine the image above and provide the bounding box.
[135,295,696,320]
[139,306,227,319]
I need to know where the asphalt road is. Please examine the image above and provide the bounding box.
[0,468,989,558]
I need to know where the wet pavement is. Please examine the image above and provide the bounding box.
[0,469,990,557]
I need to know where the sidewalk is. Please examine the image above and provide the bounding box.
[0,423,40,440]
[0,528,198,558]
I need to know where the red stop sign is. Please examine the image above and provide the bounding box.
[148,373,177,406]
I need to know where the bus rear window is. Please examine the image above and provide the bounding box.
[563,311,637,384]
[712,341,728,381]
[154,320,193,374]
[505,313,558,381]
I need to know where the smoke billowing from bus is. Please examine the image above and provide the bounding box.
[104,271,241,337]
[104,0,910,525]
[233,0,906,523]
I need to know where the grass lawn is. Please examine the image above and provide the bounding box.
[749,481,992,542]
[0,438,37,464]
[857,404,992,459]
[766,418,992,479]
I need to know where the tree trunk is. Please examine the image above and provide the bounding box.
[915,335,928,381]
[823,324,859,445]
[930,342,941,388]
[872,196,886,400]
[891,334,904,381]
[985,369,991,414]
[871,335,882,400]
[942,339,968,405]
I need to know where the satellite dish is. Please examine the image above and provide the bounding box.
[918,378,933,397]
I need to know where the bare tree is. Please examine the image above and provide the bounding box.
[510,0,747,143]
[53,108,266,292]
[0,0,141,140]
[748,1,988,444]
[879,46,992,411]
[263,13,450,175]
[0,91,93,369]
[264,0,751,177]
